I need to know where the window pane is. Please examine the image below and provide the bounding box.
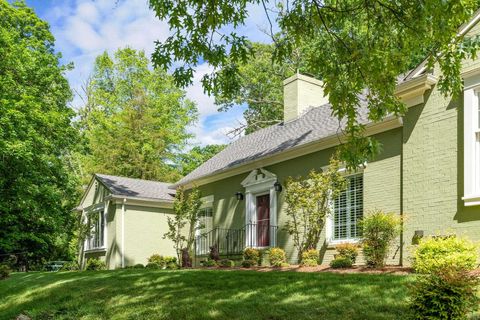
[333,174,363,241]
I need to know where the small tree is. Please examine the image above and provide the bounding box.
[361,210,401,268]
[284,156,346,263]
[163,186,202,267]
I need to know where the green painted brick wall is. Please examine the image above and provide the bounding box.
[197,128,402,265]
[402,28,480,264]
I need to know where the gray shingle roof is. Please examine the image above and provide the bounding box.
[96,174,175,201]
[176,99,372,186]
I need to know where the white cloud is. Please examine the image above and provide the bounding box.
[41,0,274,145]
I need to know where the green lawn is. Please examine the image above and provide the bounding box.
[0,269,412,320]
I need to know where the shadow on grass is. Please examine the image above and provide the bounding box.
[0,269,412,320]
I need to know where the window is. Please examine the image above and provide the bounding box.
[86,211,105,250]
[332,174,363,241]
[475,97,480,193]
[198,207,213,234]
[463,88,480,205]
[196,207,213,255]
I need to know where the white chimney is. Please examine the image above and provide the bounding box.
[283,73,328,122]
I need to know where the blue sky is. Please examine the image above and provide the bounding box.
[24,0,273,146]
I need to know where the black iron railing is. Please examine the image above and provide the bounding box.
[195,224,278,257]
[245,223,278,248]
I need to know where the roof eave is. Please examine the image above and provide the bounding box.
[395,74,438,107]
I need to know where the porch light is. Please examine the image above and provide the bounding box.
[235,192,244,200]
[414,230,424,238]
[274,181,282,192]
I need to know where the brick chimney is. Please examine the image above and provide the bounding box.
[283,73,328,122]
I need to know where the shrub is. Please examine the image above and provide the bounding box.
[60,261,79,271]
[243,248,260,265]
[85,258,106,271]
[133,263,145,269]
[330,256,352,269]
[166,262,178,270]
[148,254,166,268]
[146,262,161,269]
[0,264,11,280]
[219,259,235,268]
[412,236,478,274]
[301,259,318,267]
[410,268,480,319]
[361,210,401,268]
[202,259,217,267]
[301,249,319,266]
[147,255,177,269]
[335,243,359,264]
[241,259,257,268]
[268,248,287,267]
[163,256,177,265]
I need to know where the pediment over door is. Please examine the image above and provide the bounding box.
[241,168,276,187]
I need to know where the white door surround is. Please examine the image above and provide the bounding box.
[241,168,278,247]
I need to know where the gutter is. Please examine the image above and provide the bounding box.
[106,194,174,206]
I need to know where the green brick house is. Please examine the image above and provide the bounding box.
[76,174,177,269]
[173,15,480,266]
[78,12,480,268]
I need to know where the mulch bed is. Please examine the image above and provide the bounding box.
[199,265,413,275]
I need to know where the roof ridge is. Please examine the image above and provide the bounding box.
[95,173,171,185]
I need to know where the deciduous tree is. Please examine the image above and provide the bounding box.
[163,187,202,267]
[76,48,198,184]
[178,144,225,175]
[149,0,480,168]
[284,156,345,262]
[0,1,79,267]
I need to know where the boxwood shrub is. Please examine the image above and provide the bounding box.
[241,259,257,268]
[330,256,352,269]
[202,259,217,267]
[85,258,106,271]
[219,259,235,268]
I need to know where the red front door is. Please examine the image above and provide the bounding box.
[256,194,270,247]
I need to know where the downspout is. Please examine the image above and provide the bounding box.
[121,198,126,268]
[399,120,405,266]
[79,209,86,269]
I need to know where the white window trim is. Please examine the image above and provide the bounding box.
[242,169,278,248]
[84,206,107,252]
[463,85,480,206]
[196,195,214,237]
[325,170,364,245]
[200,195,214,209]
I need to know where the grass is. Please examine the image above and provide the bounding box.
[0,269,413,320]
